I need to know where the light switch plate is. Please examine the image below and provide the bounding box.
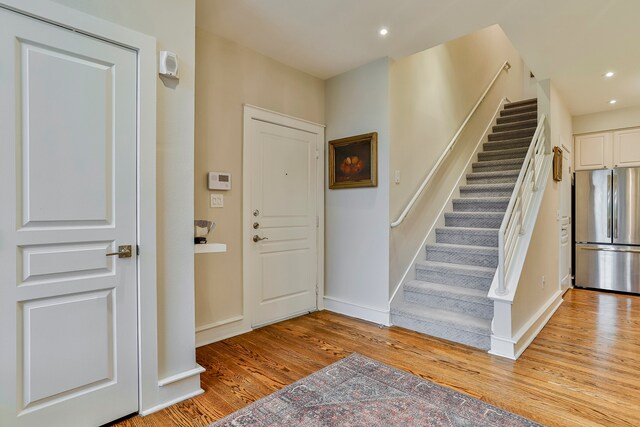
[210,193,224,208]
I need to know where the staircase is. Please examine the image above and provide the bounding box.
[391,98,538,350]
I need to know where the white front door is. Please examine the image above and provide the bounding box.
[559,143,572,291]
[247,115,321,327]
[0,8,138,427]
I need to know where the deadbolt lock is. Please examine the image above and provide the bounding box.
[253,222,260,229]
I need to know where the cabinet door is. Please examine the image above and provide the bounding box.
[574,132,612,170]
[613,128,640,168]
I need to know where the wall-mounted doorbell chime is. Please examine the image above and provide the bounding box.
[159,51,179,79]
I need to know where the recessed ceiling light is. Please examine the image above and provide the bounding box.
[604,71,615,78]
[379,28,388,36]
[609,99,617,105]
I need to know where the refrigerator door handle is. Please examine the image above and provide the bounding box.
[580,247,640,254]
[607,174,612,238]
[613,172,618,239]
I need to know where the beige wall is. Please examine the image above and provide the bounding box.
[194,28,324,337]
[511,81,572,333]
[573,106,640,134]
[511,168,560,330]
[389,25,528,292]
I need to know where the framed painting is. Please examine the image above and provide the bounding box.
[328,132,378,189]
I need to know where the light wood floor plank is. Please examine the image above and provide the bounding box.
[114,289,640,426]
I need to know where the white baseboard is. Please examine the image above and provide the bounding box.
[140,388,204,416]
[324,296,390,326]
[158,364,206,387]
[196,315,250,348]
[490,290,563,359]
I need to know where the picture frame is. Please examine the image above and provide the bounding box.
[553,146,563,181]
[328,132,378,189]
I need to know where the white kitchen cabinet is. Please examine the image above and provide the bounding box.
[574,132,613,170]
[613,128,640,168]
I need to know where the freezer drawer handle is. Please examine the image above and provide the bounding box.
[581,247,640,254]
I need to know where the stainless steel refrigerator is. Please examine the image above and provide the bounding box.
[575,168,640,294]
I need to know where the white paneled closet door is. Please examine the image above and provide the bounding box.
[0,8,139,427]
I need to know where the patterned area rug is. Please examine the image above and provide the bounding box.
[210,353,542,427]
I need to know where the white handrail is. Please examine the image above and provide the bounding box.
[495,114,547,296]
[390,60,512,228]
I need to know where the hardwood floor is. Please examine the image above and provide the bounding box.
[115,289,640,426]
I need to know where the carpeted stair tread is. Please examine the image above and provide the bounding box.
[459,182,516,198]
[472,157,524,172]
[504,98,537,109]
[415,260,495,290]
[402,281,494,320]
[404,280,492,305]
[478,147,529,161]
[497,111,537,124]
[445,211,504,228]
[426,243,498,267]
[492,119,538,133]
[415,260,496,278]
[488,127,536,142]
[466,169,519,184]
[436,227,499,247]
[500,104,537,117]
[452,197,510,212]
[482,137,532,152]
[391,301,491,335]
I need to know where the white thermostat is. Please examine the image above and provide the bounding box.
[208,172,231,190]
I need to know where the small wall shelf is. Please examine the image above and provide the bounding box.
[194,243,227,254]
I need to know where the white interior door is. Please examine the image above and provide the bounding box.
[0,8,138,427]
[559,144,572,290]
[248,118,319,327]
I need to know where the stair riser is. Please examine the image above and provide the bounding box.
[403,291,494,320]
[497,112,537,125]
[466,175,518,184]
[426,248,498,268]
[478,150,528,161]
[436,229,499,247]
[500,105,537,117]
[472,162,523,173]
[505,99,537,109]
[452,200,509,212]
[488,129,535,142]
[445,215,503,228]
[415,267,493,290]
[492,120,537,133]
[391,313,491,350]
[483,140,531,152]
[460,188,514,198]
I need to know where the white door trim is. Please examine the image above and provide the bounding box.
[242,105,325,329]
[0,0,160,415]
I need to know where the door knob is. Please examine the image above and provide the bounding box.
[106,245,132,258]
[253,235,268,242]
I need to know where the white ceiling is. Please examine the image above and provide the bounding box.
[197,0,640,116]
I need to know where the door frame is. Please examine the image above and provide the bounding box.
[0,0,159,415]
[242,105,325,328]
[559,140,573,292]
